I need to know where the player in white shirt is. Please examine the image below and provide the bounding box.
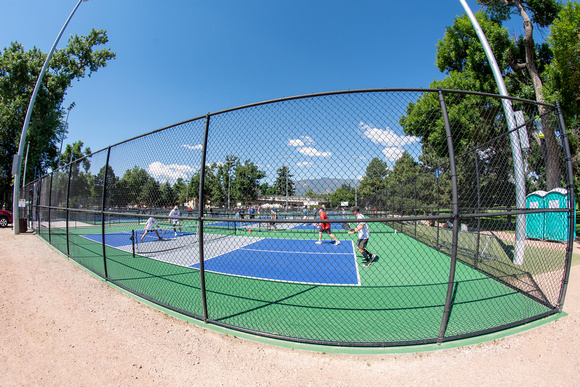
[348,206,377,267]
[140,216,163,242]
[169,206,183,236]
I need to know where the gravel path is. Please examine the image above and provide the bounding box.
[1,228,579,386]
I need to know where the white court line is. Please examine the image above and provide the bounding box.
[239,247,352,256]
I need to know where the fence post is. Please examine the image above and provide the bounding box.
[48,172,53,243]
[101,147,111,279]
[414,176,417,238]
[474,150,481,268]
[555,101,575,311]
[437,89,460,344]
[66,160,73,256]
[198,114,211,321]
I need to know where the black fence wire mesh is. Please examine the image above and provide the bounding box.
[23,89,575,346]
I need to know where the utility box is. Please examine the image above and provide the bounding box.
[526,188,576,242]
[18,218,28,233]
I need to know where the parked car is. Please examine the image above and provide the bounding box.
[0,209,13,227]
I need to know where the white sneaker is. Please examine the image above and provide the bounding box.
[315,241,322,244]
[334,241,341,245]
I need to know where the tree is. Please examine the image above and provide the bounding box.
[544,2,580,119]
[273,166,295,196]
[95,164,120,208]
[232,160,265,204]
[140,178,161,208]
[358,157,389,201]
[402,9,567,206]
[117,166,151,206]
[173,178,187,205]
[159,182,177,208]
[544,2,580,205]
[478,0,563,189]
[0,29,115,207]
[329,184,355,208]
[60,140,91,170]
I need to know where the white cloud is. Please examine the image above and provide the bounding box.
[288,135,315,147]
[382,147,404,161]
[297,147,332,157]
[148,162,196,183]
[297,161,313,167]
[359,122,419,147]
[288,139,304,147]
[182,144,202,150]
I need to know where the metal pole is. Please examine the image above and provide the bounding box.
[66,159,73,256]
[438,89,460,344]
[555,101,575,311]
[101,147,111,279]
[198,114,211,321]
[459,0,526,265]
[12,0,88,234]
[285,166,288,211]
[474,150,481,268]
[227,164,231,210]
[22,142,30,190]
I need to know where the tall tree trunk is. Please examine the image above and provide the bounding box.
[513,0,561,190]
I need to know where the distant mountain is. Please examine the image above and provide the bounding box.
[294,178,357,196]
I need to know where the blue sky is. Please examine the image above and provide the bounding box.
[1,1,533,186]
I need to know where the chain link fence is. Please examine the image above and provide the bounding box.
[23,89,575,346]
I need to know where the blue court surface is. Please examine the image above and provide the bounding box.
[81,230,196,247]
[191,238,360,286]
[81,231,360,286]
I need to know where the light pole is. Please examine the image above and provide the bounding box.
[459,0,527,265]
[12,0,89,234]
[57,102,76,169]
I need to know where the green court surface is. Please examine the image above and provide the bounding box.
[40,220,553,345]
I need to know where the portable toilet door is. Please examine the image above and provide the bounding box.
[526,191,547,240]
[544,188,576,242]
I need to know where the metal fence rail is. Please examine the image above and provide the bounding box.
[23,88,575,346]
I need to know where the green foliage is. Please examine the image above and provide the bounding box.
[358,158,389,199]
[273,166,295,196]
[0,29,115,208]
[478,0,562,27]
[544,2,580,120]
[329,184,355,208]
[232,160,266,203]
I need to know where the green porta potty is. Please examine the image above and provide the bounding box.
[526,190,547,240]
[544,188,576,242]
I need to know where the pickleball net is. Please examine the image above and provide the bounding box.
[130,222,236,255]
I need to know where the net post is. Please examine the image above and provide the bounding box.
[437,89,460,344]
[132,230,135,258]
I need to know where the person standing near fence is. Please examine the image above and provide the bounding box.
[315,207,340,245]
[169,206,183,236]
[268,208,278,230]
[348,206,376,267]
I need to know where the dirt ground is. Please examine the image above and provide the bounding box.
[1,228,579,386]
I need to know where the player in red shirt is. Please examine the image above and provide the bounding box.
[315,208,340,245]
